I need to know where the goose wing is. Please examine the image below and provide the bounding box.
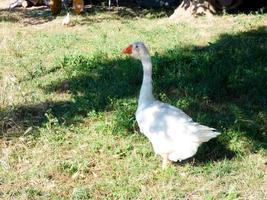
[136,101,220,143]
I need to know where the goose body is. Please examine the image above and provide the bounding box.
[136,101,219,161]
[62,12,70,26]
[123,42,220,167]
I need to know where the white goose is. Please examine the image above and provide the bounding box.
[62,12,70,26]
[123,42,221,168]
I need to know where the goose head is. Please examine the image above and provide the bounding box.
[123,42,150,60]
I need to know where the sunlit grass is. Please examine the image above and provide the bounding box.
[0,6,266,199]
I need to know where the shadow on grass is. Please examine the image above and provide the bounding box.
[1,27,266,163]
[0,4,171,26]
[155,26,267,162]
[74,5,172,26]
[0,6,54,25]
[0,1,266,26]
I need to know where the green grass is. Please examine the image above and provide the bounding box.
[0,6,267,199]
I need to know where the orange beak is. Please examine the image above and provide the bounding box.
[122,44,133,54]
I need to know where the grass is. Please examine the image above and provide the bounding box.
[0,5,267,199]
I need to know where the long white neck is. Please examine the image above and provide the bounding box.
[138,56,155,110]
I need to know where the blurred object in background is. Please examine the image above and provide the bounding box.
[73,0,84,13]
[9,0,50,9]
[136,0,177,8]
[50,0,62,15]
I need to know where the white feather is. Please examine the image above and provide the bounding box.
[62,12,70,26]
[125,42,221,163]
